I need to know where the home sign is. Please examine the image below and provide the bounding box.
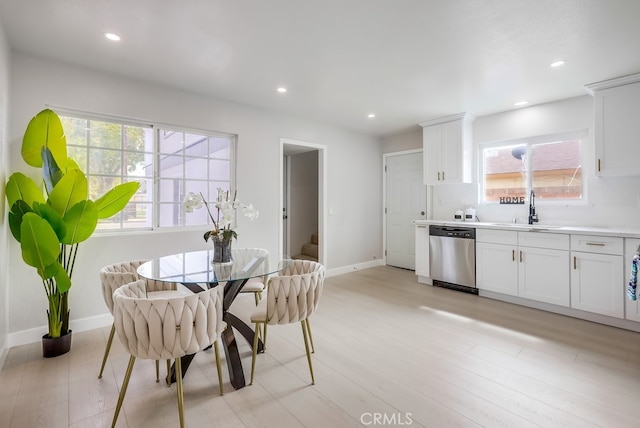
[499,196,525,204]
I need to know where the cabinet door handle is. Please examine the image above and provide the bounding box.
[519,250,523,262]
[437,171,441,181]
[442,171,445,181]
[417,225,426,228]
[512,249,515,261]
[586,242,606,247]
[597,158,601,172]
[573,256,577,269]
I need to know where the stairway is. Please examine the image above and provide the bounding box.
[293,232,318,261]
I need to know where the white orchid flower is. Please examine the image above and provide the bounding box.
[184,187,258,241]
[182,192,203,213]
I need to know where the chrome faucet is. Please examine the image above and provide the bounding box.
[528,190,538,225]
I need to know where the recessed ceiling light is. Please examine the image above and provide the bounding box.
[277,87,287,93]
[104,32,121,41]
[514,100,528,107]
[367,113,376,118]
[550,60,565,68]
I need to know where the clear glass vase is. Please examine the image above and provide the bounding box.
[212,236,233,263]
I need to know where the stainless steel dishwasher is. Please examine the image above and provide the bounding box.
[429,225,477,294]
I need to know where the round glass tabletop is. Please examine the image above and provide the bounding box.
[137,248,288,284]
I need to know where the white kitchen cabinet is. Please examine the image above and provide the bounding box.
[415,223,430,277]
[570,235,624,318]
[476,228,570,306]
[476,242,518,295]
[420,113,474,185]
[586,74,640,176]
[518,245,570,307]
[624,238,640,322]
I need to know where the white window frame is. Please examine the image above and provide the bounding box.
[478,129,588,206]
[55,108,236,232]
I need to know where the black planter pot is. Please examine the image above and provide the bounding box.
[42,330,72,358]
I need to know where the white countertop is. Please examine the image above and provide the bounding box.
[414,219,640,239]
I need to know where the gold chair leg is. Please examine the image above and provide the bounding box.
[111,355,136,428]
[250,322,261,385]
[262,323,268,351]
[301,320,315,385]
[175,358,185,428]
[98,324,116,379]
[166,359,171,386]
[155,360,160,382]
[254,291,260,306]
[213,341,224,395]
[305,318,315,353]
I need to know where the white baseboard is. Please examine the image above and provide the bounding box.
[326,259,385,277]
[8,313,113,348]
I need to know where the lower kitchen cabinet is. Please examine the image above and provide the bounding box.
[518,246,570,306]
[476,229,570,307]
[570,234,624,319]
[476,242,518,296]
[415,223,430,277]
[570,251,624,318]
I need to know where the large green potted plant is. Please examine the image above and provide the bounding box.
[5,109,140,357]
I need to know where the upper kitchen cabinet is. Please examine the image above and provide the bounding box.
[420,113,475,185]
[586,73,640,176]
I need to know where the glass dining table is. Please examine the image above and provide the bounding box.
[137,248,289,390]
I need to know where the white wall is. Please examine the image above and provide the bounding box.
[383,95,640,229]
[7,53,383,342]
[381,126,422,153]
[0,18,10,360]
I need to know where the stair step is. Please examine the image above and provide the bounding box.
[301,242,318,259]
[292,254,318,262]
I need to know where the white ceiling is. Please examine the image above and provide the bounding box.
[1,0,639,137]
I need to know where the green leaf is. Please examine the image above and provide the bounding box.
[8,200,33,242]
[20,213,61,278]
[62,200,98,244]
[39,261,61,280]
[64,157,81,173]
[94,181,140,219]
[5,172,45,208]
[48,168,88,217]
[52,263,71,293]
[22,109,67,168]
[33,202,67,242]
[42,147,64,195]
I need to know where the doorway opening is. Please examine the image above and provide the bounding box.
[280,138,327,266]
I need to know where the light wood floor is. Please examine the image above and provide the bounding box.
[1,266,640,427]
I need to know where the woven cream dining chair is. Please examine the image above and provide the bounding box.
[249,259,325,385]
[111,279,225,428]
[98,260,182,381]
[232,248,270,305]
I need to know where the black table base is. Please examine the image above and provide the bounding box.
[168,279,264,389]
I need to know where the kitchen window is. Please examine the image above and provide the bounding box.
[61,113,234,231]
[479,130,586,204]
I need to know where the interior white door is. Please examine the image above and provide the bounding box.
[386,151,426,269]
